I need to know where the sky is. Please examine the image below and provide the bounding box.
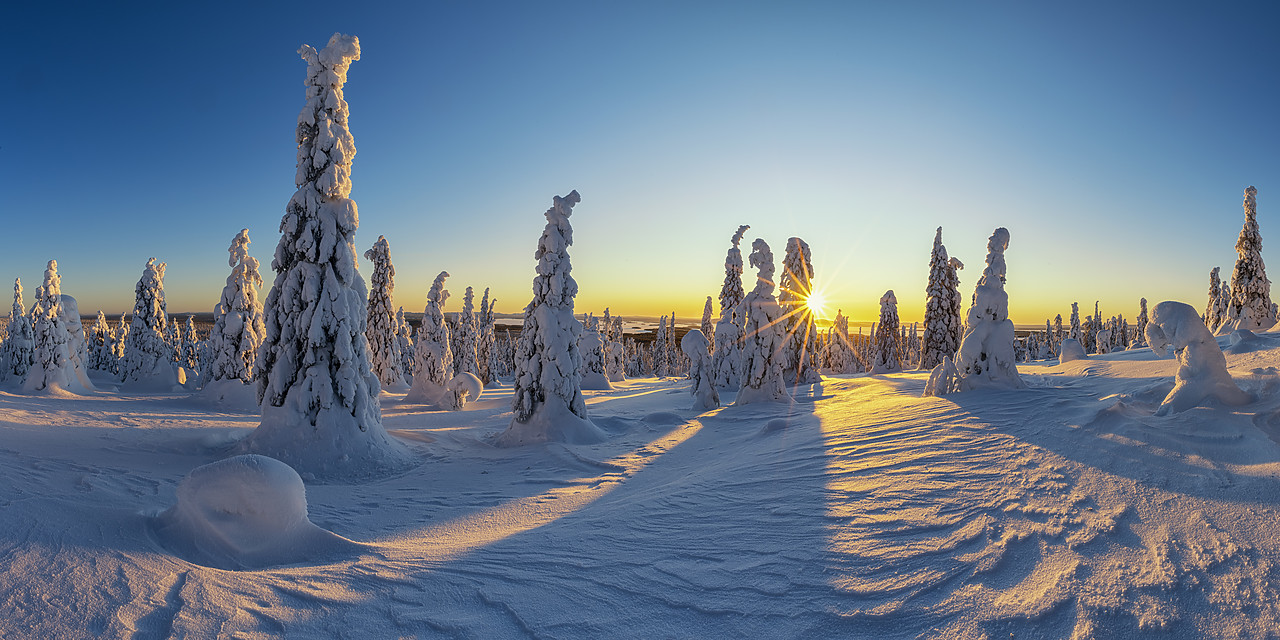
[4,1,1280,325]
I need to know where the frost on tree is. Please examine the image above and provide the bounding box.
[920,227,964,370]
[243,34,409,477]
[779,237,820,385]
[210,229,266,385]
[711,224,749,389]
[681,329,719,411]
[926,227,1024,395]
[122,258,178,390]
[735,238,790,405]
[24,261,77,393]
[872,290,902,373]
[1145,300,1250,415]
[454,286,480,379]
[1,278,34,382]
[1226,186,1275,333]
[497,190,604,446]
[406,271,460,408]
[363,235,404,389]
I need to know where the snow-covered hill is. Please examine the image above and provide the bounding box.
[4,333,1280,638]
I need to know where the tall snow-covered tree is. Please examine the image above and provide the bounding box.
[579,313,611,390]
[929,227,1024,394]
[407,271,454,403]
[114,314,129,366]
[1227,186,1275,332]
[711,225,749,389]
[1,279,34,382]
[736,238,789,405]
[872,290,902,373]
[1068,303,1081,342]
[653,316,670,378]
[497,190,603,446]
[395,307,415,380]
[88,310,114,372]
[122,258,175,388]
[245,33,408,476]
[209,229,265,384]
[454,286,480,378]
[24,261,76,392]
[920,227,964,370]
[779,237,820,384]
[827,310,857,373]
[477,288,494,385]
[181,316,200,372]
[363,235,404,388]
[1134,298,1149,347]
[1205,266,1224,329]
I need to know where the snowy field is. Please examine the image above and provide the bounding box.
[4,332,1280,638]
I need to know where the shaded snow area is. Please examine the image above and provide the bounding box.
[9,336,1280,637]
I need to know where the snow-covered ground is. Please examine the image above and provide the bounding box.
[5,333,1280,638]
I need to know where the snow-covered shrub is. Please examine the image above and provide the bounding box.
[736,239,789,405]
[1,278,34,382]
[363,235,404,389]
[711,225,749,389]
[244,33,409,477]
[1145,300,1251,415]
[872,290,902,373]
[920,227,964,370]
[122,258,177,390]
[1226,186,1275,332]
[779,237,819,384]
[681,329,719,411]
[498,190,603,446]
[24,261,76,393]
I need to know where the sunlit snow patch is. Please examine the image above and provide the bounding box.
[153,454,359,570]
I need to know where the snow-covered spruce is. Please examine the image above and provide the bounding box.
[1068,302,1082,342]
[122,258,177,391]
[1134,298,1149,348]
[406,271,462,408]
[497,190,604,446]
[24,261,76,393]
[779,237,820,385]
[58,294,96,391]
[711,225,749,389]
[736,238,790,405]
[454,286,479,379]
[826,310,858,373]
[1,279,34,382]
[579,314,611,391]
[363,235,404,389]
[872,290,902,373]
[1145,300,1251,415]
[476,288,494,385]
[920,227,964,370]
[243,34,410,477]
[653,316,670,378]
[395,306,415,383]
[88,310,113,372]
[1204,266,1225,331]
[927,227,1024,395]
[1225,186,1275,333]
[681,329,719,411]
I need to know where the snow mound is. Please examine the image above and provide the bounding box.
[188,378,261,413]
[1227,329,1271,354]
[1145,300,1252,415]
[493,395,605,447]
[154,455,358,570]
[1058,338,1087,362]
[448,372,484,408]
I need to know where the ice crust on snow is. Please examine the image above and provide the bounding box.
[1145,300,1251,415]
[154,455,354,570]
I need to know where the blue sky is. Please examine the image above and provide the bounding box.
[4,1,1279,324]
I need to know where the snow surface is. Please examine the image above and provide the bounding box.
[11,341,1280,635]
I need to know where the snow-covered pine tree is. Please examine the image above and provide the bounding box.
[950,228,1023,391]
[579,313,611,390]
[453,286,480,379]
[498,190,603,446]
[1134,298,1149,347]
[872,290,902,373]
[1053,314,1063,351]
[363,235,404,389]
[395,306,415,381]
[681,329,719,411]
[1,279,34,382]
[24,262,77,392]
[711,225,749,389]
[1068,303,1081,342]
[122,258,176,389]
[736,238,789,405]
[920,227,964,370]
[209,229,265,385]
[89,310,112,371]
[244,33,409,476]
[827,310,856,373]
[182,316,200,372]
[700,296,714,354]
[653,316,670,378]
[778,237,820,384]
[1205,266,1223,329]
[406,271,455,405]
[1225,186,1275,332]
[113,314,128,369]
[476,288,493,385]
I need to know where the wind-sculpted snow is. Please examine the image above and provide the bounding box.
[1146,300,1251,415]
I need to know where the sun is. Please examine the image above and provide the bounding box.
[805,289,829,320]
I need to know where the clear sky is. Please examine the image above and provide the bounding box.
[4,1,1279,325]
